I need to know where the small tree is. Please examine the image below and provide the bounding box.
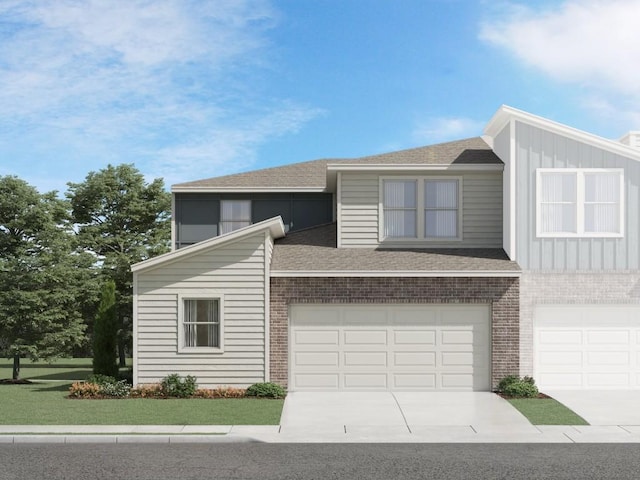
[92,280,118,378]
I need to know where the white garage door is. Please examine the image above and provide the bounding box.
[534,305,640,389]
[290,304,490,391]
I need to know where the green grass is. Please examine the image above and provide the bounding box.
[0,382,284,425]
[0,357,129,381]
[508,398,589,425]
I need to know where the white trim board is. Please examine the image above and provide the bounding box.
[270,270,521,277]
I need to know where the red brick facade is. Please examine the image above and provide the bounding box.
[270,276,520,390]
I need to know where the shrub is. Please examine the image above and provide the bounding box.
[502,380,539,398]
[100,379,131,398]
[497,375,520,393]
[194,387,247,399]
[130,383,164,398]
[497,375,539,398]
[245,382,286,399]
[118,367,134,385]
[161,374,197,398]
[92,280,119,378]
[69,382,102,399]
[86,374,117,386]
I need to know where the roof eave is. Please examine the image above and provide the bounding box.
[171,186,328,193]
[270,270,521,277]
[484,105,640,163]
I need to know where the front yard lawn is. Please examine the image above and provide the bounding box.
[0,382,283,425]
[508,397,589,425]
[0,358,128,382]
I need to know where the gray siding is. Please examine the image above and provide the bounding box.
[338,171,503,248]
[135,233,268,387]
[514,121,640,270]
[493,123,514,259]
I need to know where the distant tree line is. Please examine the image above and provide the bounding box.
[0,164,171,380]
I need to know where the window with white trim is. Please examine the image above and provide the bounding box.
[382,177,461,240]
[536,169,624,237]
[220,200,251,234]
[178,295,224,352]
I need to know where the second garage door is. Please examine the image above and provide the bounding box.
[534,305,640,389]
[289,304,490,391]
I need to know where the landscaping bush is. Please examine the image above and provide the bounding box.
[69,382,102,399]
[92,280,119,378]
[245,382,286,399]
[118,367,133,385]
[129,383,164,398]
[194,387,247,399]
[497,375,539,398]
[100,379,131,398]
[86,374,117,386]
[161,374,197,398]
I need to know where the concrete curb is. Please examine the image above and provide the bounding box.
[2,425,640,443]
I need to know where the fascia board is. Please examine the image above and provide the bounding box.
[171,186,327,193]
[132,216,286,273]
[485,105,640,163]
[326,164,503,172]
[270,270,521,278]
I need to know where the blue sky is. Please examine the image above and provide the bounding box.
[2,0,640,193]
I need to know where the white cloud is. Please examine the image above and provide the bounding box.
[0,0,320,190]
[481,0,640,96]
[412,117,484,143]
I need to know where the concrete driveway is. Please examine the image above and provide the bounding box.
[546,390,640,425]
[280,392,538,434]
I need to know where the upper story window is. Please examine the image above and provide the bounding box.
[536,169,624,238]
[381,177,461,241]
[178,294,224,353]
[220,200,251,235]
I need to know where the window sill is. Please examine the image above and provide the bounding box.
[177,347,225,354]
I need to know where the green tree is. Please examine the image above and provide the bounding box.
[92,280,118,377]
[0,176,89,380]
[67,164,171,365]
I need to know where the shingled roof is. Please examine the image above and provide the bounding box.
[173,137,500,191]
[272,224,520,274]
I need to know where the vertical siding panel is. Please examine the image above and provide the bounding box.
[515,121,640,271]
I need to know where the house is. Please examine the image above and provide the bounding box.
[131,105,640,391]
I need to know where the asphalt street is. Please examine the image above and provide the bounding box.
[1,443,640,480]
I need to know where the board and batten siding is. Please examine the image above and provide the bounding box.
[136,233,268,387]
[514,121,640,271]
[338,171,503,248]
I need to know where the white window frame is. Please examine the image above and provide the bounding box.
[379,176,463,242]
[177,292,224,353]
[220,200,251,235]
[536,168,624,238]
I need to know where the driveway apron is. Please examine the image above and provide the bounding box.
[546,390,640,426]
[280,392,537,434]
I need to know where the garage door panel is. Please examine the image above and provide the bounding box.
[343,330,387,345]
[343,351,387,367]
[393,374,436,389]
[294,352,339,366]
[295,374,339,389]
[587,331,629,345]
[394,352,436,366]
[394,330,436,345]
[344,374,387,389]
[534,305,640,390]
[295,330,339,345]
[290,304,490,391]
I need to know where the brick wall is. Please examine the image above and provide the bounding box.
[520,272,640,376]
[270,276,520,390]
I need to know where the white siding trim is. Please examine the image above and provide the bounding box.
[171,194,176,252]
[132,272,139,386]
[270,270,520,277]
[172,187,327,193]
[263,232,270,382]
[337,172,342,248]
[509,118,517,259]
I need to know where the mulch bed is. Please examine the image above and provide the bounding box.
[0,378,34,385]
